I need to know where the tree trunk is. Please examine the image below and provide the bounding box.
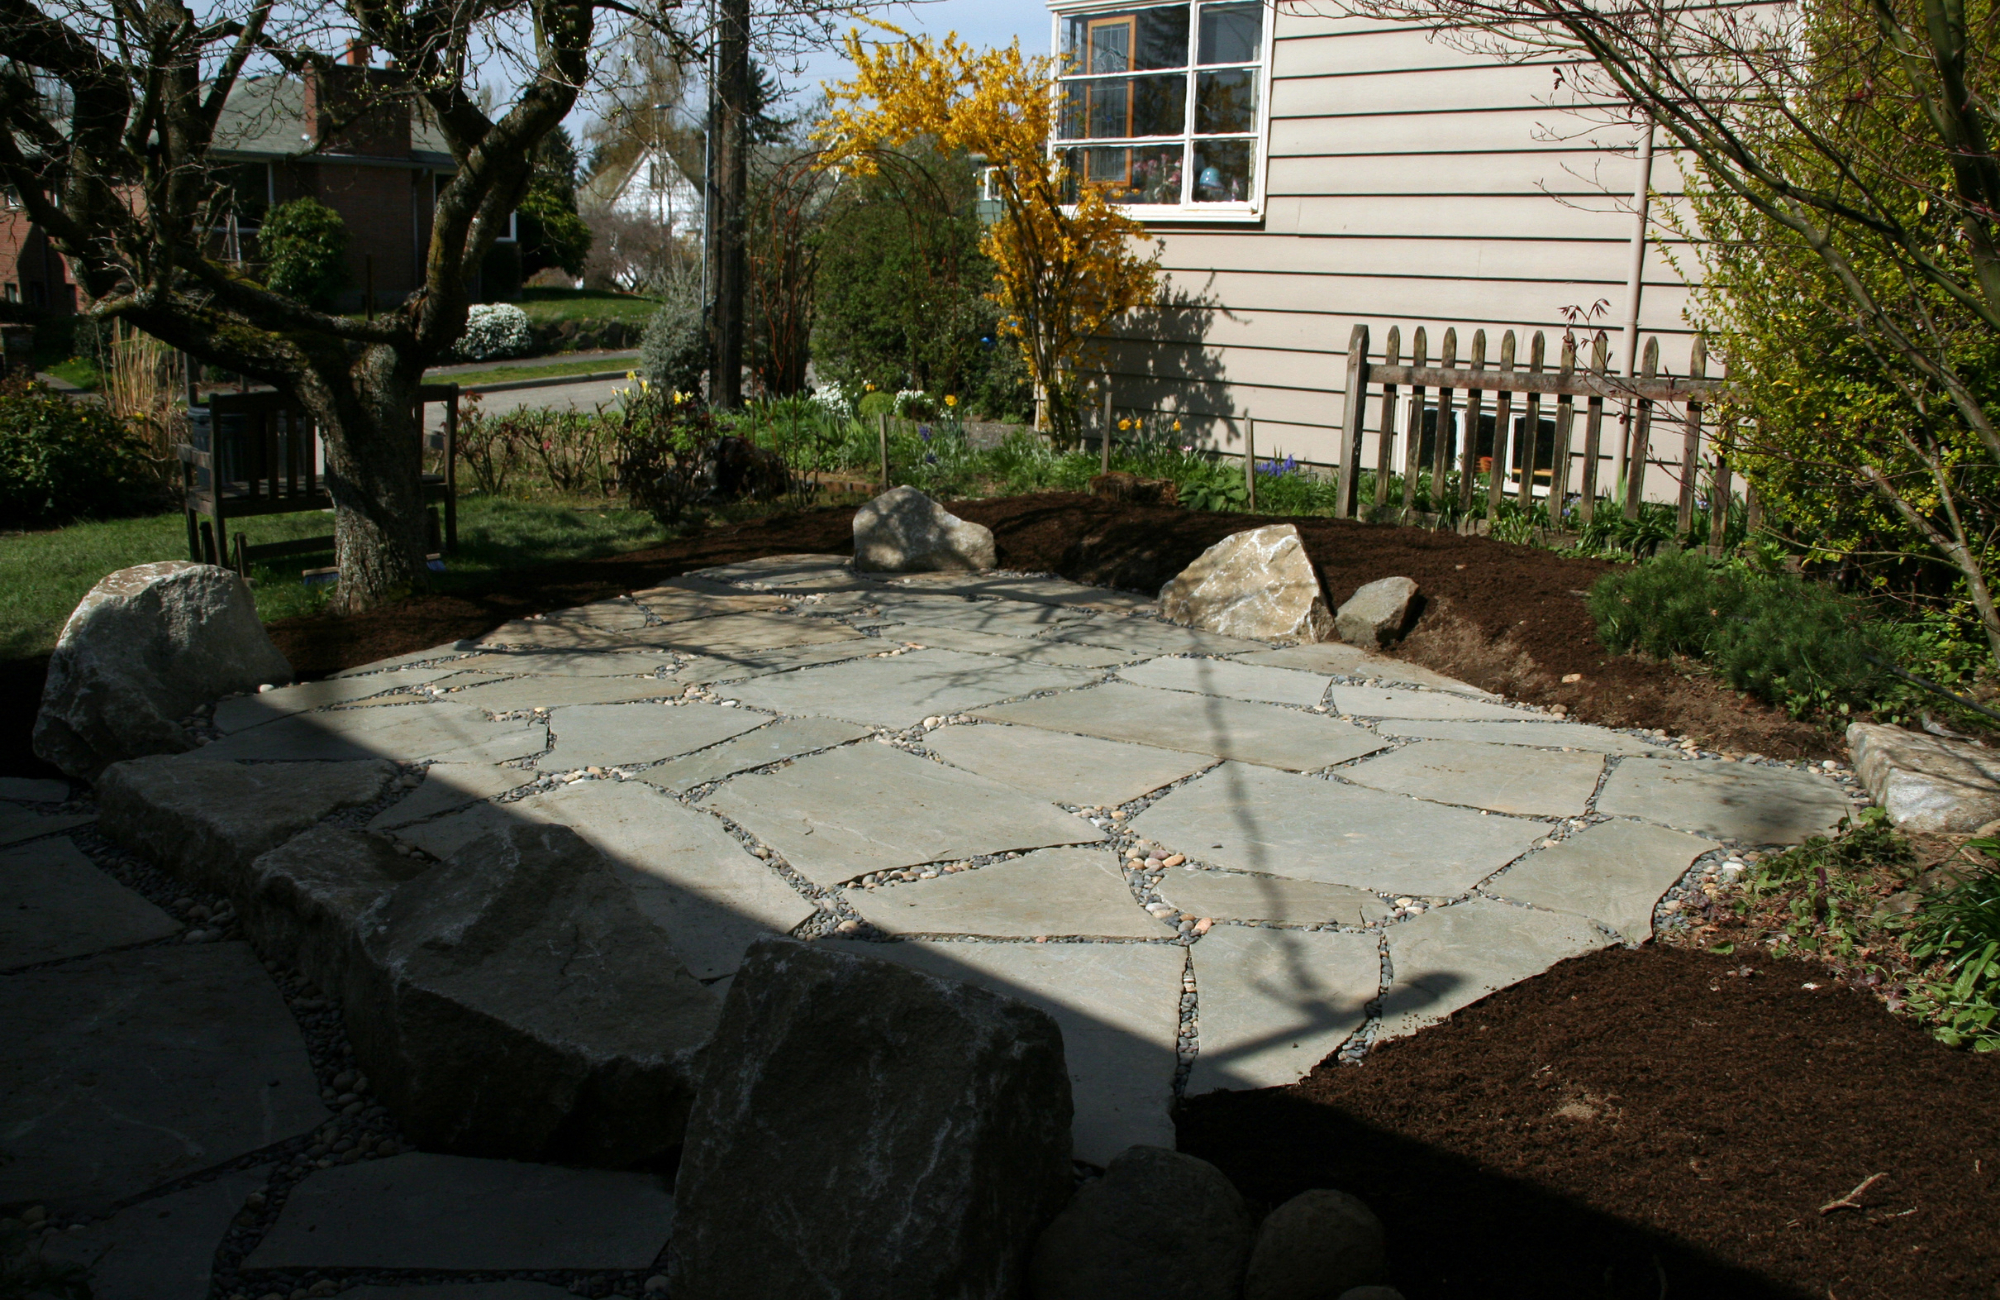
[710,0,750,408]
[306,344,432,612]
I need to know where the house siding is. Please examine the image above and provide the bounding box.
[1100,10,1700,497]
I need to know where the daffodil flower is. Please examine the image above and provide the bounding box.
[944,394,958,407]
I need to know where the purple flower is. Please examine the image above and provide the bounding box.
[920,426,933,442]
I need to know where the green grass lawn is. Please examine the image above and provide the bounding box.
[513,288,660,326]
[0,496,660,660]
[436,356,639,388]
[41,357,102,392]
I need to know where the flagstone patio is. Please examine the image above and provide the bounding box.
[1,553,1869,1298]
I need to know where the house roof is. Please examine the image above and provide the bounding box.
[579,144,703,214]
[211,74,456,170]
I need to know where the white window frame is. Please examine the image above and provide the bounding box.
[1048,0,1275,224]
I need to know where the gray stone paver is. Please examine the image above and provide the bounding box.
[671,639,886,684]
[1154,868,1391,927]
[1370,717,1675,755]
[702,743,1106,887]
[976,681,1389,772]
[923,723,1212,809]
[0,836,179,969]
[1,942,327,1211]
[1328,683,1539,721]
[1116,656,1332,708]
[718,648,1103,728]
[1597,757,1851,843]
[1133,761,1551,896]
[197,702,546,764]
[686,553,862,588]
[851,847,1170,938]
[451,650,679,677]
[0,806,94,848]
[1187,925,1379,1094]
[636,611,868,655]
[1045,617,1269,657]
[0,776,73,802]
[877,621,1137,667]
[367,763,538,830]
[1341,739,1605,817]
[823,938,1184,1166]
[540,700,767,771]
[1488,819,1721,942]
[42,1167,268,1300]
[1234,643,1496,695]
[868,597,1087,636]
[441,672,681,714]
[883,573,1159,614]
[625,582,786,622]
[636,716,874,794]
[213,667,464,731]
[1377,897,1614,1040]
[245,1153,672,1269]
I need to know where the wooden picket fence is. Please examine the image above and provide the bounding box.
[1331,322,1734,541]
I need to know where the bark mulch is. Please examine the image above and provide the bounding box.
[2,496,1984,1294]
[1180,945,2000,1300]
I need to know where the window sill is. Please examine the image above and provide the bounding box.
[1104,204,1263,224]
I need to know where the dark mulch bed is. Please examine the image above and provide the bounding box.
[1180,945,2000,1300]
[0,493,1826,777]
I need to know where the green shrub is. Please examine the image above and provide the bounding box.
[639,298,706,398]
[1588,549,1895,717]
[617,388,719,527]
[854,390,895,422]
[0,377,161,526]
[260,197,348,308]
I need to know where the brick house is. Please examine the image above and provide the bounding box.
[0,44,510,319]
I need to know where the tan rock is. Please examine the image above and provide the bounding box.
[1157,525,1332,642]
[853,487,996,573]
[1847,721,2000,833]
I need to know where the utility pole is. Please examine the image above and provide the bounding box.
[708,0,749,408]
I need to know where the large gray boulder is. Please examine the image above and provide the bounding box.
[346,822,719,1166]
[1334,577,1419,648]
[1159,525,1332,643]
[1847,721,2000,833]
[1030,1145,1253,1300]
[98,755,399,896]
[34,562,292,780]
[1244,1188,1389,1300]
[239,825,429,995]
[668,937,1073,1300]
[854,486,997,573]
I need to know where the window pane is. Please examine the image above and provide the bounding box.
[1198,2,1263,65]
[1059,75,1187,140]
[1191,138,1254,202]
[1194,69,1258,134]
[1060,145,1186,204]
[1064,6,1189,72]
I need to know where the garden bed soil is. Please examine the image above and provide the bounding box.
[1179,944,2000,1300]
[0,492,1827,783]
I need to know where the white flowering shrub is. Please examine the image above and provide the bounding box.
[809,384,854,422]
[451,303,534,361]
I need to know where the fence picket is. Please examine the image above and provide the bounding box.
[1457,329,1488,512]
[1432,327,1458,508]
[1579,332,1609,522]
[1623,337,1661,520]
[1375,326,1402,516]
[1550,333,1577,521]
[1401,327,1428,512]
[1517,330,1546,512]
[1338,323,1370,518]
[1487,330,1517,516]
[1676,336,1707,536]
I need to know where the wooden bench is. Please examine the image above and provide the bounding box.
[179,384,460,577]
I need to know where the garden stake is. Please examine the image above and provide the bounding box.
[1244,415,1256,513]
[1102,384,1113,476]
[878,412,889,491]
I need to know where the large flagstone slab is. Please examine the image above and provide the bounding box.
[1187,925,1379,1093]
[441,673,680,714]
[245,1153,673,1269]
[877,622,1136,668]
[637,716,873,794]
[1596,757,1851,843]
[719,649,1102,729]
[42,1167,268,1300]
[821,937,1184,1166]
[541,701,767,771]
[1131,762,1550,897]
[686,553,866,588]
[1341,739,1605,817]
[451,650,680,677]
[213,666,464,732]
[850,847,1167,939]
[0,806,94,849]
[1,837,178,969]
[637,611,867,655]
[1045,618,1269,657]
[883,573,1158,613]
[471,621,659,651]
[671,639,886,684]
[1154,868,1391,927]
[923,723,1211,809]
[701,744,1105,887]
[330,645,470,677]
[1117,656,1332,708]
[975,682,1387,772]
[869,597,1087,637]
[0,942,327,1211]
[1371,717,1674,756]
[1378,898,1614,1040]
[197,702,545,764]
[367,763,539,830]
[1236,643,1493,695]
[1487,819,1721,942]
[1327,684,1537,721]
[627,582,786,622]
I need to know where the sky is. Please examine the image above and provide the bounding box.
[776,0,1055,108]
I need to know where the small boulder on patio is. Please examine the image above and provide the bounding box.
[1334,576,1420,648]
[853,485,998,572]
[1158,524,1333,643]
